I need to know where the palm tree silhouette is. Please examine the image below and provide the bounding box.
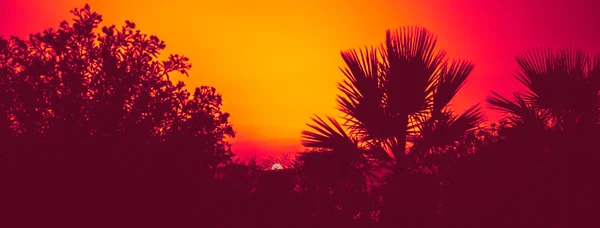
[300,26,483,227]
[443,48,600,228]
[488,48,599,141]
[482,48,600,228]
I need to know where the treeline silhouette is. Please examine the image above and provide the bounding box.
[1,4,598,228]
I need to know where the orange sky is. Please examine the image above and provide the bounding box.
[2,0,599,157]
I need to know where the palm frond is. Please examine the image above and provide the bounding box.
[339,47,379,89]
[556,49,588,77]
[300,117,380,188]
[488,91,529,116]
[380,26,446,116]
[589,54,600,91]
[409,105,483,157]
[452,104,484,133]
[589,55,600,125]
[514,48,554,102]
[487,91,548,128]
[301,115,355,150]
[363,141,394,164]
[407,112,429,135]
[336,47,388,139]
[515,48,590,110]
[515,48,552,83]
[433,59,475,115]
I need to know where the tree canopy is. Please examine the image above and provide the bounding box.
[0,5,234,165]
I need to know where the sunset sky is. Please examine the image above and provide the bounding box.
[1,0,599,157]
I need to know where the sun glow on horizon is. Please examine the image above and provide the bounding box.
[271,163,284,170]
[3,0,599,157]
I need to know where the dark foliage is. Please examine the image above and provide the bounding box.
[1,5,235,227]
[0,5,233,155]
[1,4,598,228]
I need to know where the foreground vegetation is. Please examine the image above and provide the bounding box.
[1,5,598,228]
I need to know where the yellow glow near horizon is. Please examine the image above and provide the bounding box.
[7,0,596,157]
[0,0,475,157]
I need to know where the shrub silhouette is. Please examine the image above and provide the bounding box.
[0,4,235,227]
[0,4,233,156]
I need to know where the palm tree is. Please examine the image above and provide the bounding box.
[488,48,600,141]
[300,26,483,226]
[486,49,600,184]
[484,48,600,228]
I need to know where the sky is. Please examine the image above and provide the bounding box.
[1,0,599,158]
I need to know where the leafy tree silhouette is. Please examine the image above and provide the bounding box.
[300,26,483,227]
[1,4,234,227]
[0,4,233,154]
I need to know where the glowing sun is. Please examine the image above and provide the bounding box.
[271,163,283,170]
